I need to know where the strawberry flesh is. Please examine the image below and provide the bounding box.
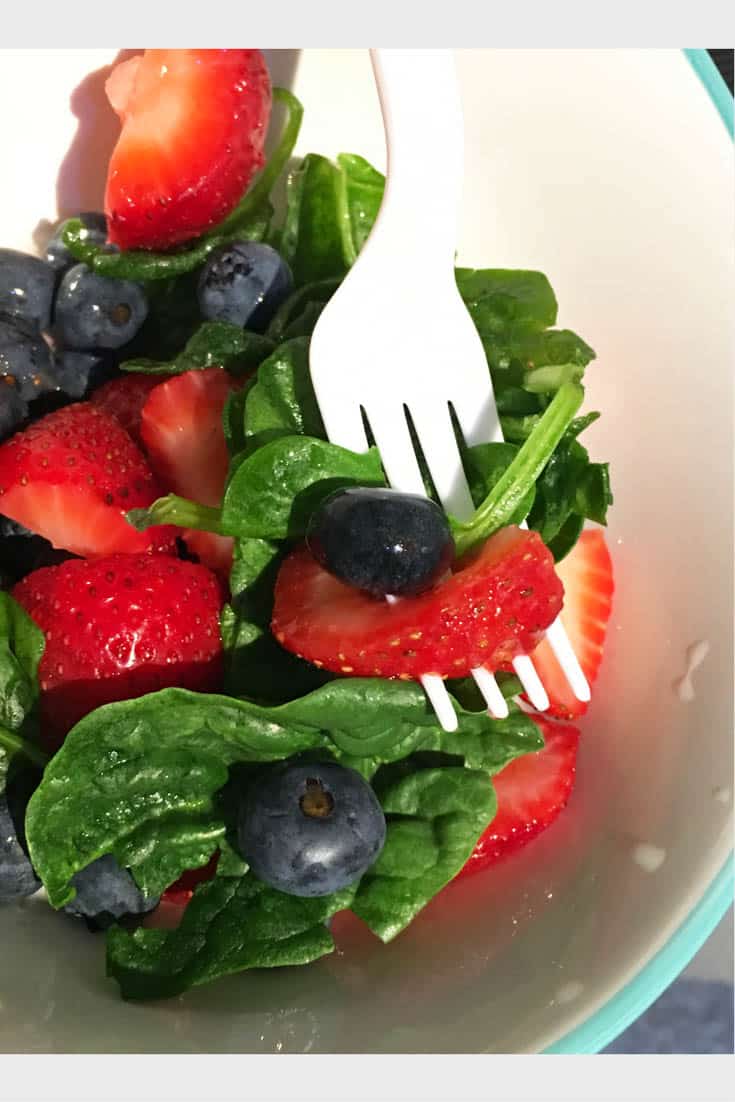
[0,403,174,557]
[529,529,614,718]
[105,49,271,250]
[459,718,580,877]
[140,367,242,575]
[13,553,224,749]
[90,374,162,449]
[271,526,563,679]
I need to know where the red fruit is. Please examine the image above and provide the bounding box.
[529,528,614,718]
[159,851,220,911]
[12,553,224,749]
[105,49,271,250]
[0,403,174,558]
[459,719,580,878]
[271,526,563,680]
[90,374,162,448]
[140,367,241,575]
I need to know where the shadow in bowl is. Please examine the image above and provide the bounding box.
[55,50,142,222]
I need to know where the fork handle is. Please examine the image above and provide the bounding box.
[369,49,464,268]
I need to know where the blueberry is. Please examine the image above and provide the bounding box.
[53,264,148,351]
[45,212,108,273]
[64,854,160,927]
[0,248,57,331]
[0,313,56,402]
[0,382,29,441]
[0,776,41,904]
[307,487,455,598]
[197,241,293,331]
[54,350,112,399]
[238,760,386,898]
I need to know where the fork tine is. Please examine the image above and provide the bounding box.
[450,382,504,448]
[407,401,514,720]
[544,617,591,702]
[407,401,476,521]
[362,404,426,496]
[313,396,370,457]
[363,403,465,732]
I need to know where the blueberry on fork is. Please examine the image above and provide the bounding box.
[307,486,455,597]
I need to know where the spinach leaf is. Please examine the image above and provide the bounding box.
[220,607,333,704]
[565,411,601,440]
[258,681,543,772]
[455,268,558,338]
[575,462,613,525]
[106,875,353,1000]
[265,278,340,343]
[527,437,592,544]
[222,389,249,457]
[128,433,383,540]
[121,272,202,362]
[463,441,535,524]
[221,435,385,540]
[0,593,44,736]
[279,152,384,285]
[24,688,325,907]
[351,767,496,941]
[523,363,586,394]
[279,154,350,285]
[336,153,385,262]
[511,326,599,374]
[221,538,333,703]
[452,382,584,556]
[528,438,612,544]
[545,513,585,562]
[61,203,273,283]
[26,680,538,909]
[121,322,274,378]
[242,337,325,453]
[454,271,596,415]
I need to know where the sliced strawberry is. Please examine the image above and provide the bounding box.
[0,403,174,558]
[158,852,221,910]
[271,526,563,679]
[529,528,614,718]
[140,367,241,575]
[105,49,271,250]
[459,718,580,878]
[90,374,162,448]
[13,553,224,748]
[180,529,236,579]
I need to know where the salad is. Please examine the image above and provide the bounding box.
[0,49,614,1002]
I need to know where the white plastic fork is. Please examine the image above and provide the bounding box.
[309,48,590,732]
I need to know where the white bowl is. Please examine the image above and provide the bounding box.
[0,48,731,1054]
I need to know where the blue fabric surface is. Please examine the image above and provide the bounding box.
[603,980,734,1054]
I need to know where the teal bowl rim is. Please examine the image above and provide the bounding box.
[544,48,734,1055]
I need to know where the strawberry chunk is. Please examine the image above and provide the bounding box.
[529,529,614,718]
[271,526,563,679]
[105,49,271,250]
[0,403,174,558]
[90,374,162,448]
[13,553,224,748]
[459,718,580,878]
[140,367,242,575]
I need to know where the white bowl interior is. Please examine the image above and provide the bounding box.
[0,48,731,1053]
